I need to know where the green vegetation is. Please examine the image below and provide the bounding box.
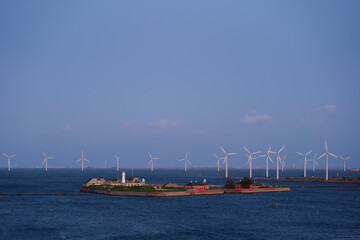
[126,177,134,181]
[254,183,262,186]
[111,185,156,192]
[202,183,208,185]
[241,177,253,187]
[162,187,187,191]
[87,185,107,190]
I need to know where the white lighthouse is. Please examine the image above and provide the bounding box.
[122,171,126,183]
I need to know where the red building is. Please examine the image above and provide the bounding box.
[234,182,253,190]
[184,181,206,191]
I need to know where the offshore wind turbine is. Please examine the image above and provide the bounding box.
[243,146,260,178]
[114,155,120,171]
[148,152,159,172]
[297,150,312,178]
[3,153,16,172]
[179,152,191,171]
[318,140,337,180]
[214,154,224,172]
[42,151,54,171]
[281,154,287,172]
[339,156,350,172]
[76,150,89,172]
[308,153,318,172]
[258,147,273,177]
[270,145,286,179]
[220,146,236,178]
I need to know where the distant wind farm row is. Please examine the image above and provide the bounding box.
[2,140,351,181]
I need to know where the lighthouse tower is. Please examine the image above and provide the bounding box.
[122,171,126,183]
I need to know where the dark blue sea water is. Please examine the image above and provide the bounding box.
[1,168,360,240]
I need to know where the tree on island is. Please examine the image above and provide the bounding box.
[241,177,253,187]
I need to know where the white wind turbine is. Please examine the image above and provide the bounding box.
[42,151,54,171]
[114,155,120,171]
[214,154,224,172]
[270,145,286,179]
[76,150,89,171]
[258,147,273,178]
[243,146,260,178]
[281,154,287,172]
[297,150,312,178]
[179,152,191,172]
[220,146,236,178]
[3,153,16,172]
[339,156,350,172]
[148,152,159,172]
[308,153,318,172]
[318,140,337,180]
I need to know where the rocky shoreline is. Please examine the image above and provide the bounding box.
[80,186,290,197]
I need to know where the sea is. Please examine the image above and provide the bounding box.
[1,168,360,240]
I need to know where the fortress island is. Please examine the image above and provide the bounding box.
[80,172,290,197]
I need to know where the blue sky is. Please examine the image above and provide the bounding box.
[0,1,359,169]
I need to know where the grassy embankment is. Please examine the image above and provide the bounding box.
[86,185,187,192]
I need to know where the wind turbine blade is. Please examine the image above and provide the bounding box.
[213,154,218,159]
[297,152,304,156]
[329,153,337,158]
[282,154,288,160]
[42,151,47,158]
[153,158,160,160]
[84,158,89,162]
[267,147,272,154]
[252,151,260,155]
[315,160,319,166]
[325,140,328,152]
[220,146,227,155]
[179,158,185,161]
[3,153,9,158]
[42,159,46,165]
[185,152,188,158]
[306,150,312,156]
[258,155,266,158]
[228,153,236,156]
[10,154,16,158]
[345,157,351,160]
[187,160,191,164]
[279,145,286,153]
[243,146,250,154]
[148,152,152,158]
[268,155,273,163]
[318,153,326,160]
[48,157,54,159]
[76,159,82,162]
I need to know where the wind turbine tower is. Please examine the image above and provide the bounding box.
[179,152,191,171]
[3,153,16,172]
[214,154,224,172]
[339,156,350,172]
[114,155,120,171]
[76,150,89,171]
[220,146,236,178]
[42,151,54,171]
[148,152,159,172]
[296,150,312,178]
[309,153,318,172]
[243,146,260,178]
[258,147,273,178]
[270,145,286,179]
[281,154,287,172]
[318,141,337,180]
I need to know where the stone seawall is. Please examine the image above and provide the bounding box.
[80,187,224,197]
[224,187,290,194]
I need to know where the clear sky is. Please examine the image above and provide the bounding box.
[1,1,359,169]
